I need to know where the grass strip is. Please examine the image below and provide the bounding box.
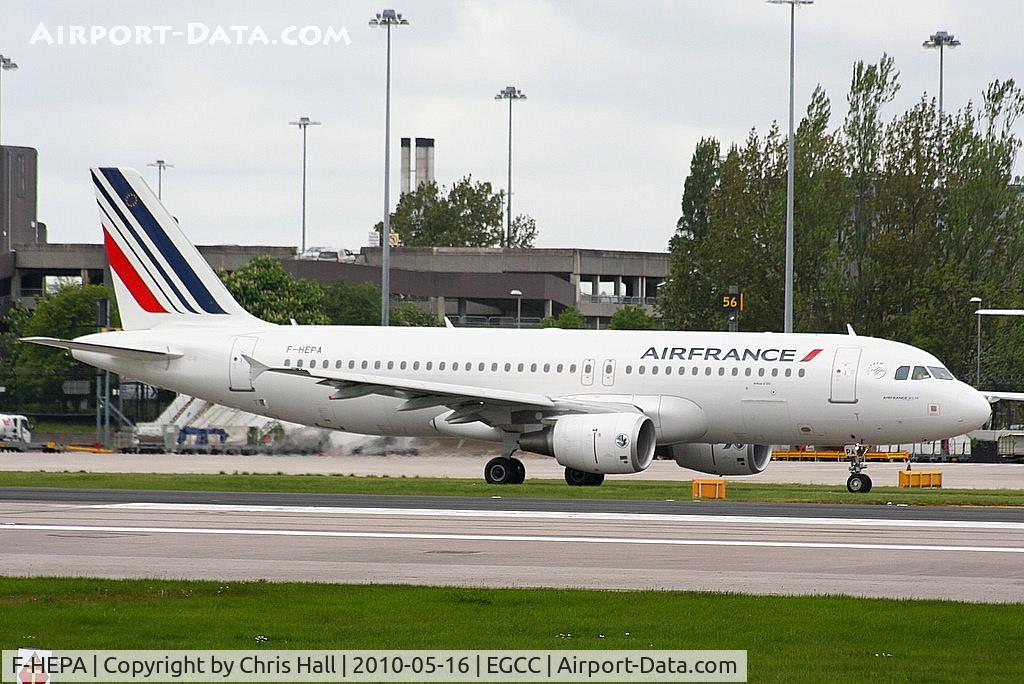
[1,470,1023,506]
[0,578,1020,683]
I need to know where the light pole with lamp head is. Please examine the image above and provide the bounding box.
[767,0,812,334]
[370,9,409,326]
[146,159,174,200]
[923,30,960,138]
[495,86,526,247]
[510,289,523,329]
[288,117,321,254]
[970,296,982,386]
[0,54,17,146]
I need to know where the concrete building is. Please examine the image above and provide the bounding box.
[2,242,668,328]
[0,146,45,252]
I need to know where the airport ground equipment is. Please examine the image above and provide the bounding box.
[692,479,727,499]
[899,470,943,488]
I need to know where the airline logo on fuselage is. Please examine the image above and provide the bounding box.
[640,347,824,362]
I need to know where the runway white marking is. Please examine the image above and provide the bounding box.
[86,502,1024,531]
[2,522,1022,554]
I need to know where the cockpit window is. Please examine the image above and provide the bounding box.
[895,366,910,380]
[928,366,955,380]
[912,366,931,380]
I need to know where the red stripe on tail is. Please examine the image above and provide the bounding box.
[800,348,823,362]
[103,227,167,313]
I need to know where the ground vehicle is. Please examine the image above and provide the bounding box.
[0,414,32,450]
[298,247,356,263]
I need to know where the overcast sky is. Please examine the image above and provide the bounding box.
[3,1,1022,253]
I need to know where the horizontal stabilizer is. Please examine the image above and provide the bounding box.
[20,336,182,361]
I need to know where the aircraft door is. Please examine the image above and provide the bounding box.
[829,347,861,404]
[601,359,616,386]
[581,358,595,386]
[229,336,259,391]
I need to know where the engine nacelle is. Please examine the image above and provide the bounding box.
[658,443,772,476]
[519,413,656,475]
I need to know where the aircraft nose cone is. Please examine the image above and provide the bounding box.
[964,386,991,429]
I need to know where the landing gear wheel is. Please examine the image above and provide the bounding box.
[846,473,871,493]
[485,457,514,485]
[845,443,872,494]
[509,458,526,484]
[564,468,605,487]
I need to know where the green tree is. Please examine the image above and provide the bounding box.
[508,214,538,248]
[540,306,587,329]
[392,303,442,327]
[674,136,721,244]
[219,257,328,325]
[322,280,381,326]
[609,305,659,330]
[322,280,441,327]
[658,55,1024,386]
[1,284,119,412]
[386,177,507,247]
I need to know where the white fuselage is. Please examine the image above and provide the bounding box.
[72,325,991,447]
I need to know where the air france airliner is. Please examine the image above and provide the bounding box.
[23,168,994,492]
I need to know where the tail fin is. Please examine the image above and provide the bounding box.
[91,167,265,330]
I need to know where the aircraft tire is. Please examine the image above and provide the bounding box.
[485,457,514,485]
[847,473,869,493]
[509,458,526,484]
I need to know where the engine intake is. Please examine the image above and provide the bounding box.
[519,413,656,474]
[658,443,772,476]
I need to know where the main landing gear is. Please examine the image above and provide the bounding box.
[484,456,526,485]
[845,443,873,493]
[564,467,605,487]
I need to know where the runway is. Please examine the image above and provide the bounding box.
[2,489,1024,602]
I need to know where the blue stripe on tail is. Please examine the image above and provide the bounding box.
[92,170,198,314]
[99,167,226,315]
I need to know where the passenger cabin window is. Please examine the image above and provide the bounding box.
[912,366,931,380]
[929,366,955,380]
[284,359,291,367]
[895,366,910,380]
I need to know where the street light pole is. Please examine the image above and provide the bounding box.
[371,9,409,327]
[288,117,321,254]
[495,86,526,247]
[970,296,982,386]
[768,0,811,334]
[0,54,18,147]
[146,159,174,200]
[510,289,523,329]
[923,31,960,138]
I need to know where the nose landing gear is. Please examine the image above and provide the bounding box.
[845,444,872,493]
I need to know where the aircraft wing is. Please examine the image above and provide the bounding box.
[244,355,639,427]
[983,391,1024,403]
[20,336,183,361]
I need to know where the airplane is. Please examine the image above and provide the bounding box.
[22,167,993,493]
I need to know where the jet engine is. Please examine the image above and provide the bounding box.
[518,413,656,474]
[658,443,772,476]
